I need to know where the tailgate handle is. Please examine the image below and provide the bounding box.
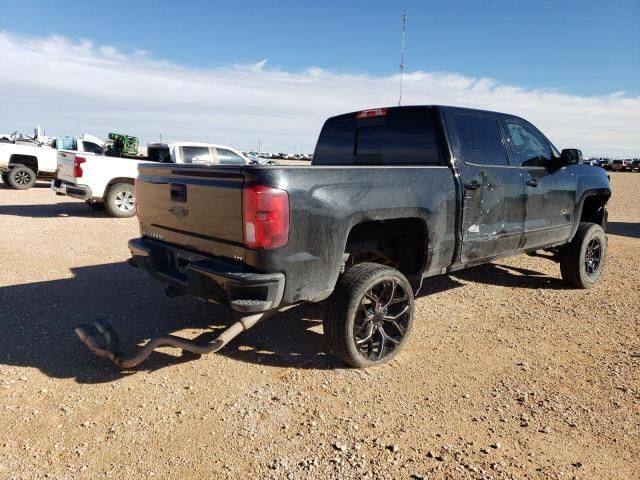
[170,183,187,202]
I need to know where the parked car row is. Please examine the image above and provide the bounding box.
[244,151,313,161]
[1,132,260,217]
[590,158,640,172]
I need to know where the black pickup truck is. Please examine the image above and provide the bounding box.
[78,105,611,369]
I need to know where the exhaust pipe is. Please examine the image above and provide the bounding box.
[74,311,273,369]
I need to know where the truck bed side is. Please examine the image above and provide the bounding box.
[135,163,457,305]
[57,151,144,200]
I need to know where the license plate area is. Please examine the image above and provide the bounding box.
[154,249,197,282]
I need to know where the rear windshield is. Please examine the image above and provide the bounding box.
[313,107,442,166]
[147,146,171,163]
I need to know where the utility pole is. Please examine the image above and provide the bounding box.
[258,139,261,153]
[398,11,407,106]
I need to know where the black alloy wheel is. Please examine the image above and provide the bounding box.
[353,278,411,361]
[584,237,602,278]
[560,222,607,288]
[325,263,415,368]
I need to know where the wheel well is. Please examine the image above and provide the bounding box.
[9,155,38,173]
[104,177,135,197]
[344,218,426,281]
[580,194,609,227]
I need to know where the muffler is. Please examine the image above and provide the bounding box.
[74,311,272,369]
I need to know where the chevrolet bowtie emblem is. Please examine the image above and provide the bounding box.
[169,206,189,218]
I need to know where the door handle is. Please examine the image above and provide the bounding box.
[464,180,481,190]
[526,178,539,187]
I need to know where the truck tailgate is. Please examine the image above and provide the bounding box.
[136,164,246,261]
[57,150,77,183]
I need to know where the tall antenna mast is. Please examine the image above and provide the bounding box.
[398,11,407,106]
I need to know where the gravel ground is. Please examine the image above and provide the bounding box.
[0,173,638,480]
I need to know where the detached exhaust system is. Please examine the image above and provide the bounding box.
[74,310,278,369]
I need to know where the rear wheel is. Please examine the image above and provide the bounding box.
[6,166,37,190]
[104,183,135,218]
[560,222,607,288]
[325,263,414,368]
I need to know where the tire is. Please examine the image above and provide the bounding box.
[560,222,607,289]
[6,166,37,190]
[324,262,415,368]
[104,183,136,218]
[85,201,105,211]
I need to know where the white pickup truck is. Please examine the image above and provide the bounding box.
[51,142,249,217]
[0,134,104,190]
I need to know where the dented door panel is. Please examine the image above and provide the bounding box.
[444,110,526,263]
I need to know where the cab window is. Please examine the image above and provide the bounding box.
[452,114,509,166]
[505,120,552,167]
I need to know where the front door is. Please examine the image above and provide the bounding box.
[446,111,526,263]
[501,117,576,249]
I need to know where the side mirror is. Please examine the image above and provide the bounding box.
[561,148,582,166]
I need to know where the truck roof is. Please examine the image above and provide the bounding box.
[327,105,514,122]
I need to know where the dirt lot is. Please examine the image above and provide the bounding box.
[1,173,638,480]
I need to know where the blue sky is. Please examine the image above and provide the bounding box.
[0,0,638,155]
[3,0,638,96]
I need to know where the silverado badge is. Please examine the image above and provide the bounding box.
[169,206,189,218]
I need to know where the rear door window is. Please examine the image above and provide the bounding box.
[314,107,442,165]
[451,114,509,166]
[215,148,246,165]
[182,146,214,165]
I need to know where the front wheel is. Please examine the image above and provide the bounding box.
[104,183,135,218]
[324,263,414,368]
[560,222,607,288]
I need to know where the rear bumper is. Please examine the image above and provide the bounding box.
[51,179,92,200]
[128,238,285,313]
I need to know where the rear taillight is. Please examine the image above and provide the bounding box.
[356,108,388,119]
[243,185,289,249]
[74,156,86,178]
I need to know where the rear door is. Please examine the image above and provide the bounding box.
[445,110,525,263]
[501,116,576,248]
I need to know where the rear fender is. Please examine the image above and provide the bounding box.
[9,154,38,173]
